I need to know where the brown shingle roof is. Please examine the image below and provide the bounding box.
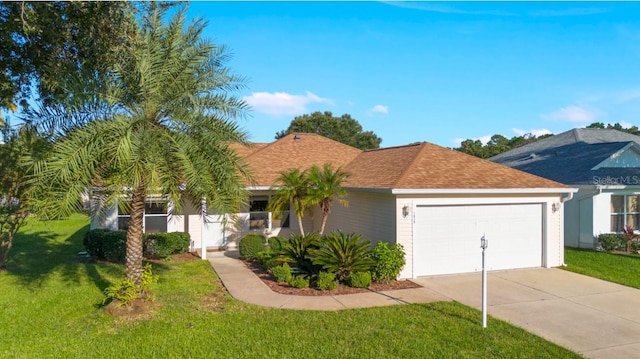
[343,142,568,189]
[243,133,362,187]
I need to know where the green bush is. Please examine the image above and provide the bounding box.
[347,271,372,288]
[144,232,190,257]
[309,231,375,281]
[371,242,406,282]
[282,233,321,275]
[83,229,127,263]
[268,236,287,253]
[104,263,158,306]
[316,271,337,291]
[239,234,266,260]
[271,263,292,283]
[287,275,310,289]
[598,233,625,251]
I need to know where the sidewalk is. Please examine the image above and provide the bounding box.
[207,250,449,311]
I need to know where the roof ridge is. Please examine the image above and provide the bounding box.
[364,142,423,152]
[573,128,583,143]
[392,142,430,187]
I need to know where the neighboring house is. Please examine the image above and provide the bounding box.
[91,133,574,278]
[490,128,640,249]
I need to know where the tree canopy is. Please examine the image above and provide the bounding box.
[0,1,138,114]
[275,111,382,150]
[28,6,251,286]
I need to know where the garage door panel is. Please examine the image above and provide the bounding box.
[414,204,542,276]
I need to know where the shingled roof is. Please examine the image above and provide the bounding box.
[240,133,362,187]
[234,133,567,190]
[343,142,567,189]
[489,128,640,185]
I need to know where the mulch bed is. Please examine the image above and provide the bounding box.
[244,260,421,296]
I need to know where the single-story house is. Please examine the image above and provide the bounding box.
[490,128,640,249]
[91,133,575,278]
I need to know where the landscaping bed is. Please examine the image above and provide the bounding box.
[244,259,421,296]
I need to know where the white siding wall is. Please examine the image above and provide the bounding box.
[546,201,563,267]
[593,192,612,239]
[90,201,117,230]
[324,191,396,244]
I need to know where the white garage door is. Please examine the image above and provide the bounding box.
[414,204,543,276]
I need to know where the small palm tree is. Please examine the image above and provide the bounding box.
[29,6,251,287]
[307,163,349,235]
[267,168,310,236]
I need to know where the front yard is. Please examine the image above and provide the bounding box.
[0,215,581,358]
[564,247,640,289]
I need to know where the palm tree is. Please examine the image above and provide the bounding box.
[267,168,310,236]
[307,163,350,235]
[29,6,251,286]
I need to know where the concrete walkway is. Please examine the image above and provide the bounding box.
[207,250,449,311]
[414,269,640,359]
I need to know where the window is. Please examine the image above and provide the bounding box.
[248,196,289,230]
[611,195,640,232]
[117,199,168,233]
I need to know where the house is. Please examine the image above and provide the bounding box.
[489,128,640,249]
[91,133,574,278]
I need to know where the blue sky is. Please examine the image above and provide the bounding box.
[186,1,640,148]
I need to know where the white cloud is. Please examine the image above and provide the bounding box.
[619,120,635,128]
[512,128,553,137]
[540,105,605,123]
[368,104,388,115]
[242,91,333,116]
[452,135,491,147]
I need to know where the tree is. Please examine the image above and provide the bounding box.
[275,111,382,150]
[456,132,553,158]
[28,6,251,287]
[267,169,310,236]
[307,164,349,235]
[0,2,138,111]
[0,125,47,268]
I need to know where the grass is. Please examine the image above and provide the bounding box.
[564,247,640,289]
[0,214,582,359]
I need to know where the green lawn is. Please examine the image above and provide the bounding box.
[564,247,640,289]
[0,215,581,358]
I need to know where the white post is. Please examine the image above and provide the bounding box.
[201,198,207,260]
[481,234,488,328]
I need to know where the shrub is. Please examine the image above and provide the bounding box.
[271,263,292,283]
[309,231,375,281]
[104,263,157,306]
[371,242,406,282]
[287,275,310,289]
[268,236,288,253]
[598,233,625,251]
[256,250,275,267]
[282,233,321,275]
[347,271,371,288]
[316,271,337,291]
[144,232,190,257]
[83,229,127,263]
[239,234,266,260]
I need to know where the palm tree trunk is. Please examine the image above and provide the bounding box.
[0,234,12,269]
[296,214,305,237]
[125,184,145,286]
[319,214,328,236]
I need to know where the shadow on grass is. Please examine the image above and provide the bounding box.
[5,223,114,289]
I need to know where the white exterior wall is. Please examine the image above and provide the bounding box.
[90,201,117,230]
[593,192,613,239]
[396,193,564,279]
[324,190,396,244]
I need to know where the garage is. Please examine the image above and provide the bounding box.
[413,203,543,276]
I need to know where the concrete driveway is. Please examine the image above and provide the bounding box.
[413,268,640,359]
